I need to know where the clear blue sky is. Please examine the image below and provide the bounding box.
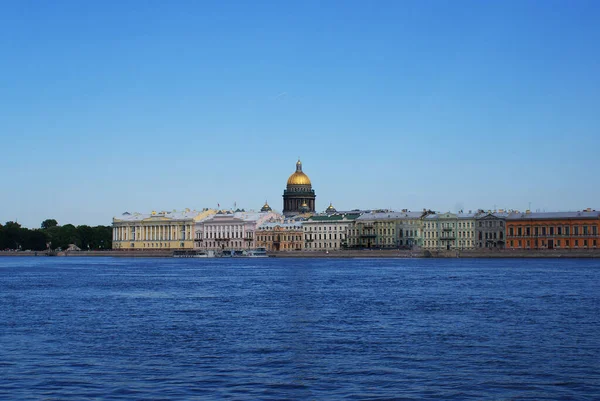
[2,1,599,228]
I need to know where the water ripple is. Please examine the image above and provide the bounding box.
[0,257,599,399]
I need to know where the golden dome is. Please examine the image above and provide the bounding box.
[286,159,311,186]
[287,172,311,185]
[261,201,272,212]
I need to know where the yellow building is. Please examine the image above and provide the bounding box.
[112,208,216,250]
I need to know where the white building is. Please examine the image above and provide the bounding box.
[303,213,360,250]
[195,210,282,251]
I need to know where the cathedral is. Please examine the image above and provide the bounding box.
[282,159,316,216]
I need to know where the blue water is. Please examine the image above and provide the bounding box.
[1,257,599,400]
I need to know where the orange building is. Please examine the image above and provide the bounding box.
[506,210,600,250]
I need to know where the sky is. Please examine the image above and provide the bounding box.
[1,0,599,228]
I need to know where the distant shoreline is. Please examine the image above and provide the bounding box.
[2,249,600,259]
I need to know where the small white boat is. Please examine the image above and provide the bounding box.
[246,248,268,258]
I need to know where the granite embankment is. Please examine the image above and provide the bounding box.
[2,249,600,258]
[273,249,600,258]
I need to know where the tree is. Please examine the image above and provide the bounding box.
[41,219,59,229]
[2,221,22,250]
[76,225,94,249]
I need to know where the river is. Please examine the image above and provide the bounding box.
[1,257,599,400]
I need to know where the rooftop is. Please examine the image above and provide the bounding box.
[308,213,361,222]
[258,222,303,230]
[114,209,211,222]
[357,211,426,221]
[507,211,600,220]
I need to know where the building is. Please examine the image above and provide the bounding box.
[195,210,282,251]
[282,159,316,216]
[475,211,507,248]
[256,222,304,251]
[396,210,431,248]
[303,213,360,250]
[422,212,478,251]
[348,210,427,249]
[112,208,216,250]
[505,210,600,250]
[349,211,390,249]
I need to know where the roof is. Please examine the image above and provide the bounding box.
[425,212,479,220]
[114,209,210,222]
[307,213,360,222]
[507,211,600,221]
[206,211,276,223]
[357,211,425,221]
[258,222,303,230]
[477,212,509,219]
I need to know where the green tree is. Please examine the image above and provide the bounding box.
[76,225,94,250]
[41,219,59,230]
[2,221,22,250]
[20,229,48,251]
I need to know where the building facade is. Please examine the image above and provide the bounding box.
[195,210,281,251]
[505,210,600,250]
[348,211,397,249]
[303,213,359,250]
[422,212,477,250]
[396,210,431,248]
[475,212,507,248]
[112,208,216,250]
[256,222,304,251]
[346,210,431,249]
[282,159,316,216]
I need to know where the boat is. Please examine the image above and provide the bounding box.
[173,250,215,258]
[246,247,268,258]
